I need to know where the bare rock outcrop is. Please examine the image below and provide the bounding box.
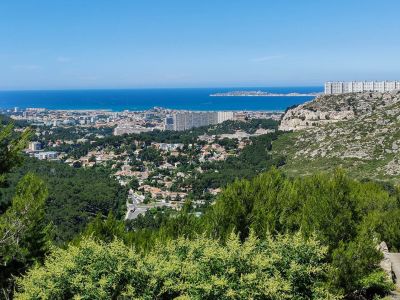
[379,242,393,282]
[275,91,400,179]
[279,91,400,131]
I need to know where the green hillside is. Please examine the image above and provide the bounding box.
[275,91,400,182]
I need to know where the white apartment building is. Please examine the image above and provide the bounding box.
[325,81,400,95]
[155,143,184,151]
[34,151,58,160]
[28,141,42,151]
[164,111,234,131]
[217,111,234,123]
[164,116,175,131]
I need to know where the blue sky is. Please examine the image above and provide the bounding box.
[0,0,399,90]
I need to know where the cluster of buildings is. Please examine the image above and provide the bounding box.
[325,81,400,95]
[9,108,121,127]
[26,141,59,160]
[164,111,234,131]
[4,106,282,136]
[7,106,282,219]
[198,128,275,142]
[153,143,184,152]
[113,125,155,135]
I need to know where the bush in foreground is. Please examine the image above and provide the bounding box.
[206,168,398,297]
[15,233,339,299]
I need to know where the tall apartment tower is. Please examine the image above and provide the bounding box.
[217,111,234,123]
[164,111,234,131]
[164,116,175,131]
[28,141,42,151]
[325,81,400,95]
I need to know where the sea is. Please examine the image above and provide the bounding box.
[0,86,322,112]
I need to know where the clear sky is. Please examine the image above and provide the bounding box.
[0,0,399,90]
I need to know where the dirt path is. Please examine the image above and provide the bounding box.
[389,253,400,290]
[388,253,400,299]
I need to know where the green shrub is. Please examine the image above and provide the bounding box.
[205,168,399,298]
[15,233,339,299]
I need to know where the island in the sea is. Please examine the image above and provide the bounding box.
[210,90,322,97]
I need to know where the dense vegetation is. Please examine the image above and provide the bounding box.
[128,118,278,144]
[163,170,397,298]
[0,122,50,296]
[47,119,278,159]
[0,122,30,186]
[0,173,50,295]
[189,132,285,195]
[0,159,127,244]
[1,118,399,299]
[16,169,397,299]
[39,125,113,142]
[38,126,114,158]
[206,169,397,297]
[16,234,336,299]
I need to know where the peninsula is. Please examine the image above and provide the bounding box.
[210,90,321,97]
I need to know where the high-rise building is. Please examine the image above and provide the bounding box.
[217,111,234,123]
[325,81,400,95]
[164,116,175,131]
[28,141,42,151]
[165,111,234,131]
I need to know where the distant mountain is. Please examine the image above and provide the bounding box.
[275,91,400,181]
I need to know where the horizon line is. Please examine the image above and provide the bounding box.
[0,85,324,92]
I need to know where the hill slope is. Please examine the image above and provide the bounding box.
[275,91,400,181]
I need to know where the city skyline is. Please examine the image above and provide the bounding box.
[1,0,400,90]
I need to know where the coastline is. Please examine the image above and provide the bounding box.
[210,91,321,97]
[0,87,321,112]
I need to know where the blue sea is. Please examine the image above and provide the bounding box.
[0,87,322,111]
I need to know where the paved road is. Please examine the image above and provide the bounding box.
[125,206,148,220]
[125,192,176,220]
[125,192,147,220]
[125,197,148,220]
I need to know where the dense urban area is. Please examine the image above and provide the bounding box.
[1,107,282,222]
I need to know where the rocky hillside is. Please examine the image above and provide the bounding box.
[275,91,400,181]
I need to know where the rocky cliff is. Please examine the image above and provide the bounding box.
[279,91,400,131]
[274,91,400,180]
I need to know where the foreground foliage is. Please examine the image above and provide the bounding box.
[0,122,51,296]
[206,169,397,297]
[0,174,50,296]
[69,169,397,299]
[16,233,339,300]
[0,122,30,186]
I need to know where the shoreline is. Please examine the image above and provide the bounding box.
[4,107,286,113]
[210,91,321,97]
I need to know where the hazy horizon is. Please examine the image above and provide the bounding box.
[0,85,324,92]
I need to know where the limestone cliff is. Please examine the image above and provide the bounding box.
[274,91,400,180]
[279,91,400,131]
